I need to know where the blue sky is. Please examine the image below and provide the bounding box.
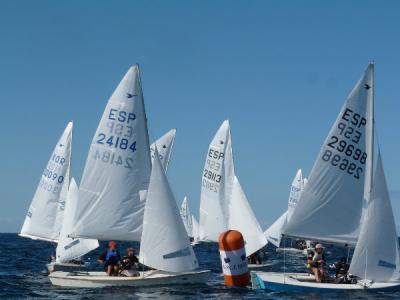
[1,1,400,232]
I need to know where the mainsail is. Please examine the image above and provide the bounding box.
[283,64,374,246]
[71,65,152,241]
[56,178,99,263]
[229,176,267,255]
[180,196,193,237]
[199,120,234,241]
[349,153,400,282]
[150,129,176,172]
[20,122,73,242]
[140,148,198,272]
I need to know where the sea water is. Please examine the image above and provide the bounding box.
[0,233,396,299]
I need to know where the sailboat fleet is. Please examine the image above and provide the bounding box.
[20,63,400,291]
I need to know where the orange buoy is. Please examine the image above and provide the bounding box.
[218,230,249,287]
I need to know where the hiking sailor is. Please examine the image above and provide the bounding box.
[306,243,326,282]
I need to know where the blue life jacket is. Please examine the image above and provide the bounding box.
[106,250,119,262]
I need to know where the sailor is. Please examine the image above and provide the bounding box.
[98,241,121,276]
[306,243,326,282]
[119,247,140,277]
[329,257,350,283]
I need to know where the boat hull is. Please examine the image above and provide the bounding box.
[47,262,89,274]
[49,270,211,288]
[251,272,400,292]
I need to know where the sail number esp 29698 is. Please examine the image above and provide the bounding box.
[321,108,367,180]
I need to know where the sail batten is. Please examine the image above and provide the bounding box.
[283,64,374,246]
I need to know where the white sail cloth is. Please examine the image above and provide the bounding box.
[263,169,305,247]
[349,153,400,282]
[283,64,374,246]
[20,122,73,242]
[286,169,305,222]
[71,65,152,241]
[199,120,234,242]
[56,178,99,263]
[150,129,176,172]
[229,176,268,255]
[264,211,288,248]
[180,197,193,237]
[139,148,198,272]
[192,215,200,244]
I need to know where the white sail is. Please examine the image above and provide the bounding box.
[56,178,99,263]
[264,211,288,248]
[139,148,198,272]
[20,122,73,242]
[192,215,200,243]
[71,65,152,241]
[349,153,400,282]
[283,64,374,246]
[303,177,308,187]
[286,169,304,222]
[180,196,193,237]
[199,120,234,242]
[150,129,176,172]
[228,176,267,255]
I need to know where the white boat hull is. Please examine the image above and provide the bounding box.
[251,272,400,292]
[47,262,89,274]
[49,270,211,288]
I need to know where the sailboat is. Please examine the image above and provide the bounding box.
[264,169,310,254]
[20,122,98,272]
[252,64,400,291]
[150,129,176,172]
[50,148,210,287]
[199,120,267,258]
[49,65,210,287]
[180,196,193,238]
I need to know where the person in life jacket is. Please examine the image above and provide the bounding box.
[329,257,350,283]
[306,243,326,282]
[98,241,121,276]
[119,247,140,277]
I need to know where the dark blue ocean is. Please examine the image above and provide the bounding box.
[0,233,397,299]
